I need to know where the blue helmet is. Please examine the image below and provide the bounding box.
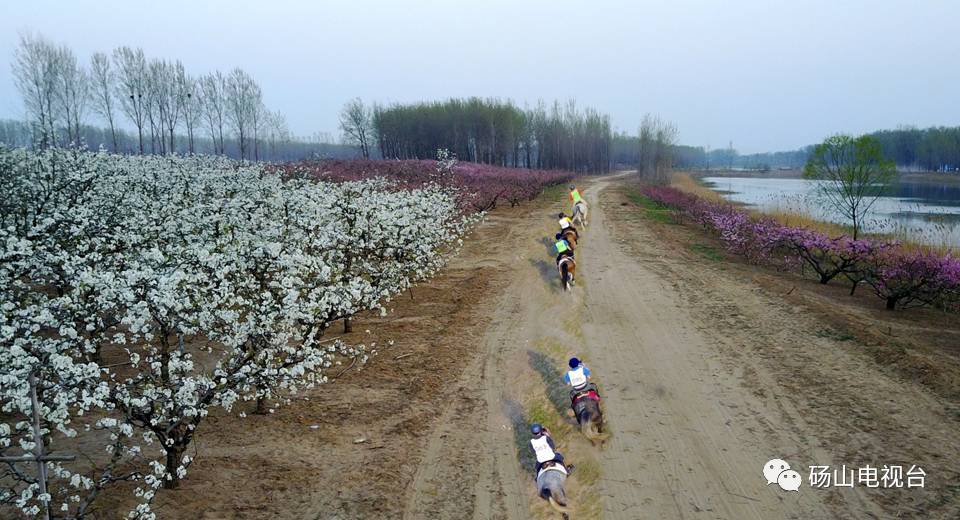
[568,357,581,369]
[555,233,563,240]
[530,423,543,435]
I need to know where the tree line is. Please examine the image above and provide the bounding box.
[0,118,358,162]
[340,97,612,173]
[9,32,350,161]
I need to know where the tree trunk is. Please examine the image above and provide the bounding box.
[163,444,185,489]
[343,317,353,333]
[886,297,897,310]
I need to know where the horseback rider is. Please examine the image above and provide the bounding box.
[569,185,584,207]
[564,357,591,391]
[554,233,574,266]
[558,212,578,239]
[566,357,600,399]
[529,423,571,476]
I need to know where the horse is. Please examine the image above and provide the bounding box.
[570,386,609,446]
[561,228,578,251]
[572,201,588,228]
[537,462,571,517]
[557,256,576,291]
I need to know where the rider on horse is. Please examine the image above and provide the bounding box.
[554,233,574,265]
[569,185,584,208]
[566,357,600,400]
[529,423,571,477]
[558,212,578,240]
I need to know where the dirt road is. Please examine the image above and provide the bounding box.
[403,175,960,519]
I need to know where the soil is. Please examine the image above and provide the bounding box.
[93,174,959,519]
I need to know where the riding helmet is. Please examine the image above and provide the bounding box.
[568,185,575,190]
[558,212,565,218]
[555,232,562,240]
[531,423,543,435]
[569,357,581,369]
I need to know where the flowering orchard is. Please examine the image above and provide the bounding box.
[276,154,575,212]
[0,148,479,518]
[639,186,960,311]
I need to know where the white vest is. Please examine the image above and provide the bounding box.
[559,218,570,229]
[530,435,556,463]
[567,366,587,390]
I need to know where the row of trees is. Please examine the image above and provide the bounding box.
[869,126,960,172]
[10,32,339,161]
[641,125,960,173]
[0,118,357,162]
[343,98,612,173]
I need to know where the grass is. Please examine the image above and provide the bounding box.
[689,243,723,262]
[814,328,855,342]
[625,189,675,224]
[541,183,568,203]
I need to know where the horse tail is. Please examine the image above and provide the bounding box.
[548,493,570,513]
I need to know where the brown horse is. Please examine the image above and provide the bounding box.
[561,228,578,250]
[570,387,609,446]
[558,256,576,291]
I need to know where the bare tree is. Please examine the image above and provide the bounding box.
[152,60,187,154]
[89,52,119,151]
[55,45,88,145]
[12,33,61,148]
[225,68,259,160]
[637,113,676,184]
[251,98,265,161]
[113,47,148,153]
[200,71,227,154]
[339,98,373,158]
[181,75,202,154]
[146,59,165,153]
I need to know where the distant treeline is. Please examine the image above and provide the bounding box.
[0,118,361,161]
[615,125,960,172]
[372,98,611,173]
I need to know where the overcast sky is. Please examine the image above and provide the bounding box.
[1,0,957,153]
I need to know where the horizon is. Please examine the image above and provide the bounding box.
[2,0,959,154]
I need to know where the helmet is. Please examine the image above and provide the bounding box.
[555,233,562,240]
[568,185,575,190]
[558,212,565,218]
[568,357,581,369]
[530,423,543,435]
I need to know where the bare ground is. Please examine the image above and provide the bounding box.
[108,174,959,520]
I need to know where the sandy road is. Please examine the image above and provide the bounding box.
[404,175,958,519]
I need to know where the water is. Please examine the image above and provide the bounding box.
[701,176,960,247]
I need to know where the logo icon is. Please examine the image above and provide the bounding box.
[764,458,801,492]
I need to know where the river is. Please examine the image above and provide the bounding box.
[701,176,960,247]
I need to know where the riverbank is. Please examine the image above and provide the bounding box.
[676,171,960,250]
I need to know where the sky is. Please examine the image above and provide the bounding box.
[1,0,958,154]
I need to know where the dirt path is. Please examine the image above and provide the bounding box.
[403,175,960,519]
[577,178,842,519]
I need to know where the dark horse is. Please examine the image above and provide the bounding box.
[570,385,608,446]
